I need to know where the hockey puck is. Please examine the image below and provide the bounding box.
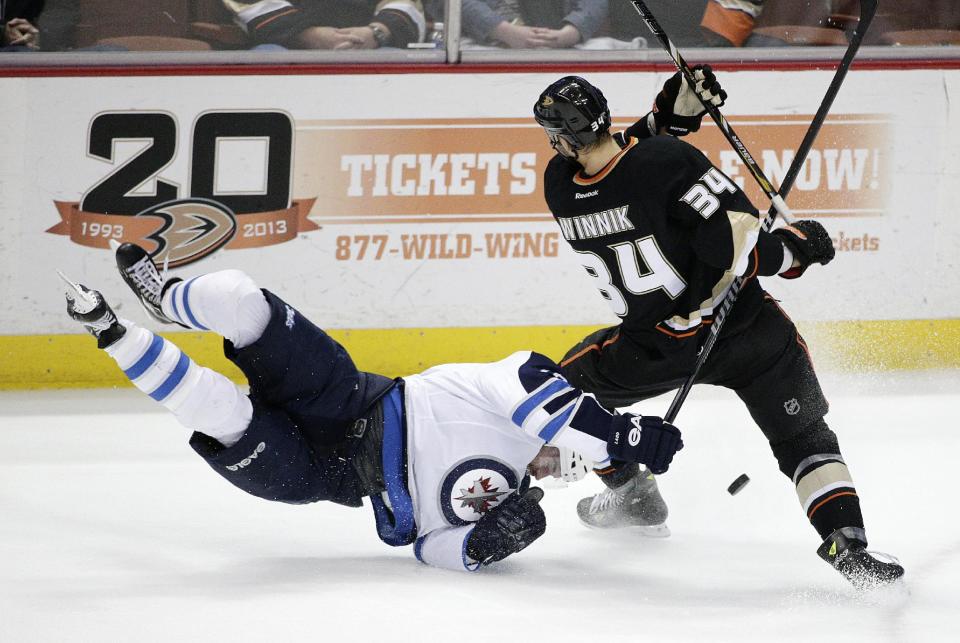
[727,473,750,495]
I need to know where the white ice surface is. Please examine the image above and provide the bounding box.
[2,372,959,643]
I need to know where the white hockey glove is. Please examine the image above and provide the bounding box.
[653,64,727,136]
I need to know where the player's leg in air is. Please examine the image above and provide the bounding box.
[60,242,394,507]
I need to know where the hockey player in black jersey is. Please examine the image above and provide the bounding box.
[533,72,904,589]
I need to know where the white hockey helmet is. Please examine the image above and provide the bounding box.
[558,447,593,483]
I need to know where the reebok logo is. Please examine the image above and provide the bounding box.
[285,305,296,329]
[226,442,266,471]
[575,190,599,199]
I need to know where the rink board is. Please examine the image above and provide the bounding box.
[1,67,958,387]
[3,317,960,389]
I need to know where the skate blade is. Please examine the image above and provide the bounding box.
[579,519,671,538]
[636,523,671,538]
[57,270,99,311]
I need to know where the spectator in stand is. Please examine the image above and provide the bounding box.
[700,0,765,47]
[223,0,426,50]
[453,0,608,49]
[606,0,771,48]
[1,0,43,51]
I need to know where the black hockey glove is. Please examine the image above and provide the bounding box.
[607,414,683,475]
[772,220,836,279]
[465,487,546,566]
[653,65,727,137]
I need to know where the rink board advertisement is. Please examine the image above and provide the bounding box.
[1,68,959,386]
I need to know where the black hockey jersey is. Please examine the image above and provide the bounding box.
[544,128,786,345]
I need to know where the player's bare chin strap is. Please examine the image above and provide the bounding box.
[769,418,866,544]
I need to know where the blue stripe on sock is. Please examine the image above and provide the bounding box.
[123,334,164,380]
[149,351,191,401]
[537,403,576,443]
[181,278,209,331]
[169,282,186,326]
[511,379,569,427]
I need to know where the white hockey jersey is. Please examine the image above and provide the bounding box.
[397,351,615,572]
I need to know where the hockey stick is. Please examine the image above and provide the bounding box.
[628,0,879,423]
[629,0,795,225]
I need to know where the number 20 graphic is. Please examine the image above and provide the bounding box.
[81,111,293,216]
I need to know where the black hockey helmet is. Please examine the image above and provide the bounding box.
[533,76,611,151]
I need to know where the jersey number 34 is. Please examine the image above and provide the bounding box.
[578,236,686,317]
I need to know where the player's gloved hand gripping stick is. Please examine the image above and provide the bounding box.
[629,0,797,227]
[606,414,683,475]
[627,0,878,423]
[653,64,727,137]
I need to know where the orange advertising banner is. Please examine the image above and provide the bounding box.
[297,115,889,223]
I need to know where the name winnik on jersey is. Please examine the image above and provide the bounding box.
[556,203,634,241]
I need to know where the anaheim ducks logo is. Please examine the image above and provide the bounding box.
[542,96,555,106]
[136,198,237,268]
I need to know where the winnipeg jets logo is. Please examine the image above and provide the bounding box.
[455,477,508,515]
[440,458,519,526]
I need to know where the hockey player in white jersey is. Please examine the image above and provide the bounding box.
[60,243,684,571]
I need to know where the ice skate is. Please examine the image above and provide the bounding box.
[577,469,670,537]
[59,271,126,349]
[817,528,904,590]
[113,241,182,326]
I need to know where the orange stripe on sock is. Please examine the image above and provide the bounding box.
[807,491,858,519]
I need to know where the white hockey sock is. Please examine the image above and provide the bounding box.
[161,270,271,349]
[106,321,252,447]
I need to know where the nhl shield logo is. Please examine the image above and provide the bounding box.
[440,457,519,526]
[784,398,801,416]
